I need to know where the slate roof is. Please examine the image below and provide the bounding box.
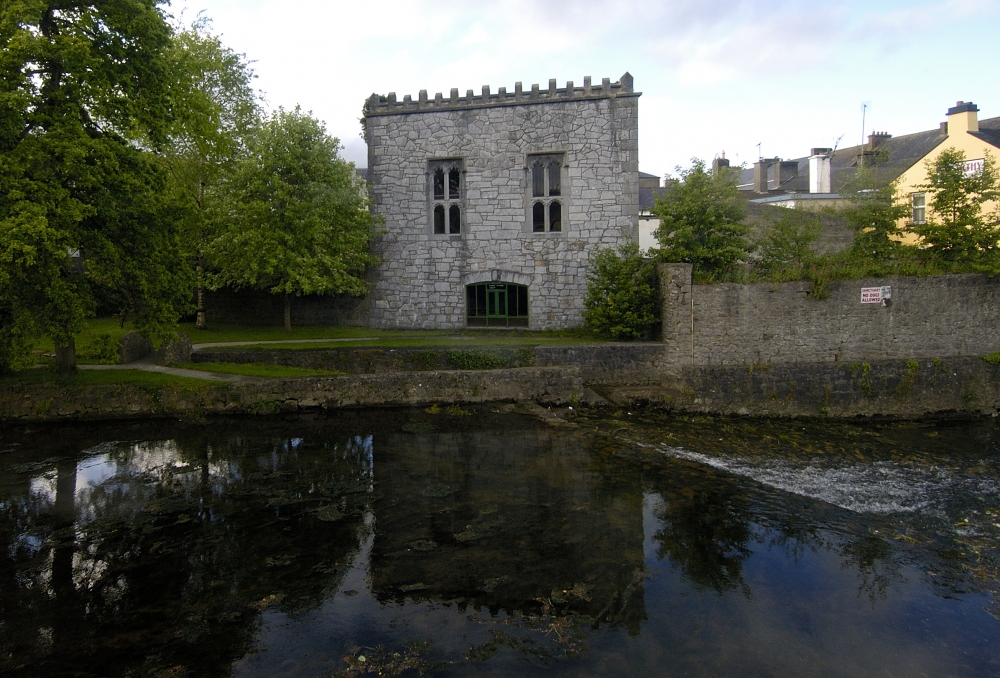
[738,115,1000,194]
[639,187,671,211]
[970,117,1000,149]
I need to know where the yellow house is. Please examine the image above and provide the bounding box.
[893,102,1000,230]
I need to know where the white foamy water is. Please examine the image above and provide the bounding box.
[636,440,1000,516]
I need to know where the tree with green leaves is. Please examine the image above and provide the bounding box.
[652,159,752,281]
[207,107,381,331]
[161,15,260,329]
[755,207,821,277]
[912,147,1000,270]
[839,164,909,261]
[0,1,191,373]
[583,241,659,340]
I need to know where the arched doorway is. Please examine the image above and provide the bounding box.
[466,282,529,328]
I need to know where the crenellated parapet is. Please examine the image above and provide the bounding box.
[365,72,637,117]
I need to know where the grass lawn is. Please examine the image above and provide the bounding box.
[30,318,605,356]
[1,367,212,388]
[220,335,601,351]
[172,362,340,378]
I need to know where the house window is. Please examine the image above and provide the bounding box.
[527,154,565,233]
[911,192,926,225]
[429,160,463,235]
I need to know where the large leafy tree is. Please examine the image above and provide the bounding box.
[0,1,191,373]
[208,107,381,331]
[652,159,752,281]
[912,147,1000,270]
[161,16,260,329]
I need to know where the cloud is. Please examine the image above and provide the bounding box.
[175,0,1000,171]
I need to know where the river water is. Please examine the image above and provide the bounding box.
[1,408,998,677]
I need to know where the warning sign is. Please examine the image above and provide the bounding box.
[861,286,892,304]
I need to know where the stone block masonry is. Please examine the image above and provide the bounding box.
[363,74,640,330]
[659,265,1000,368]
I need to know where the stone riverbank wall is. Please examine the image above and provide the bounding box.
[0,368,587,423]
[4,355,998,423]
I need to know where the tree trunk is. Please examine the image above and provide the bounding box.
[196,271,206,330]
[55,337,76,376]
[284,292,292,332]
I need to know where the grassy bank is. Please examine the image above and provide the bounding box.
[32,320,602,355]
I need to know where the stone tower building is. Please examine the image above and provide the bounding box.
[363,73,640,330]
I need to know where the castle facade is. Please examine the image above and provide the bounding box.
[362,73,640,329]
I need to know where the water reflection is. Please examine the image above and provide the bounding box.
[1,422,371,676]
[369,425,646,633]
[652,478,753,595]
[0,411,997,677]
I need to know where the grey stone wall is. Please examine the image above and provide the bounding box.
[364,74,640,330]
[660,266,1000,367]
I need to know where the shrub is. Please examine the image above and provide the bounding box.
[583,241,660,340]
[445,350,508,370]
[82,333,120,363]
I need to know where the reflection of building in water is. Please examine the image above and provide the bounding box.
[368,422,647,633]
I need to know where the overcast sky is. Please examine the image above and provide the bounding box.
[172,0,1000,180]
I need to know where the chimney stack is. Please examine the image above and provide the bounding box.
[946,100,979,133]
[753,158,776,193]
[809,148,832,194]
[868,132,891,149]
[712,151,730,175]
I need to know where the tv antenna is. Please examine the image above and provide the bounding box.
[859,101,871,167]
[830,134,844,160]
[756,142,762,160]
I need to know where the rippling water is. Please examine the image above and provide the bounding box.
[1,409,998,677]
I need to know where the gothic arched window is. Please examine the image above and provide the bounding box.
[429,160,463,235]
[527,154,565,233]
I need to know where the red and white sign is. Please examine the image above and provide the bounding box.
[963,158,985,177]
[861,286,892,304]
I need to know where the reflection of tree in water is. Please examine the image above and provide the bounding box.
[839,533,904,605]
[653,479,754,595]
[0,422,372,677]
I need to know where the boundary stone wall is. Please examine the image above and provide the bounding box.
[659,265,1000,367]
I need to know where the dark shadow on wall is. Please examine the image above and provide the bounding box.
[201,288,369,326]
